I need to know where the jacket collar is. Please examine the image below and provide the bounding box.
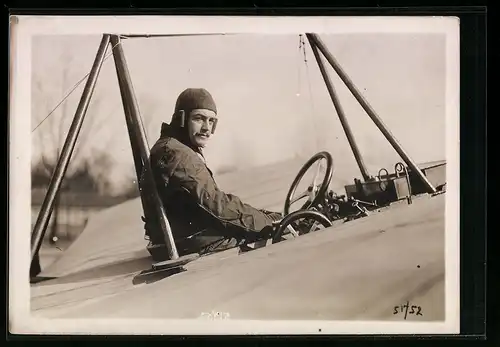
[160,122,176,138]
[160,122,204,156]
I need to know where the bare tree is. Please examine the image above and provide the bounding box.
[87,149,115,195]
[31,45,117,243]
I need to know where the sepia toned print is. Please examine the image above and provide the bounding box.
[10,16,460,335]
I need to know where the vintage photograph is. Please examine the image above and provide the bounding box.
[9,16,460,335]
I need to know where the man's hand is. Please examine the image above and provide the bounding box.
[260,209,283,223]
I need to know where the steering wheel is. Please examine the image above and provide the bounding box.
[284,151,334,215]
[272,210,333,244]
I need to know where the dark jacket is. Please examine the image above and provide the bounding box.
[143,122,282,254]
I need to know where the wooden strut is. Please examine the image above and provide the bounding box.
[307,34,372,182]
[306,33,437,194]
[110,34,180,261]
[30,34,111,276]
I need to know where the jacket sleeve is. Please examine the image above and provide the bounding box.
[157,147,281,233]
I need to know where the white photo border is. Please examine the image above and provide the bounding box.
[9,15,460,335]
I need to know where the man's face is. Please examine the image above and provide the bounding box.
[187,109,217,148]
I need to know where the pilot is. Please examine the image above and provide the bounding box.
[143,88,283,258]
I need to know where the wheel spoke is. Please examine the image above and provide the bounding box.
[290,189,310,204]
[308,221,320,233]
[285,224,299,237]
[312,161,323,187]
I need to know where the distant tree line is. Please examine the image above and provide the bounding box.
[31,151,139,199]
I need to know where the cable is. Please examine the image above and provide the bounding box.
[297,34,302,96]
[31,40,123,133]
[302,37,320,150]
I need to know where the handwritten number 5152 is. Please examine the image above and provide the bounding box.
[393,301,423,319]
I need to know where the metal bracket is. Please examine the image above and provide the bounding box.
[395,162,412,204]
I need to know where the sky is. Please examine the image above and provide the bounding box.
[31,32,446,195]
